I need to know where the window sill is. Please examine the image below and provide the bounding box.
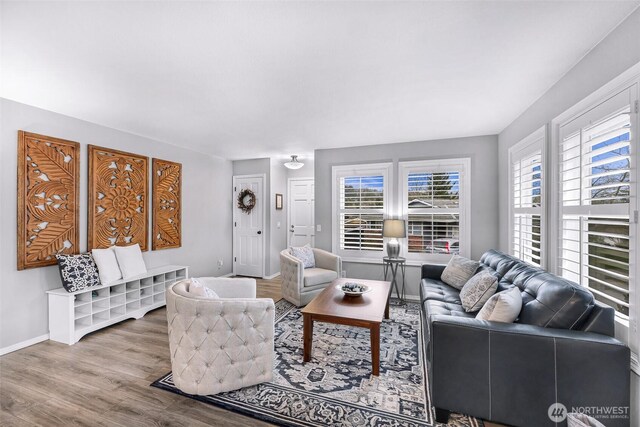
[341,257,444,268]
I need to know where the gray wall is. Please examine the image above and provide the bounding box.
[497,8,640,425]
[314,135,499,297]
[0,98,233,350]
[269,160,287,275]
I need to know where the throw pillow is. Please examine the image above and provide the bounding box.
[91,247,122,284]
[567,413,606,427]
[460,270,498,312]
[56,253,101,292]
[476,286,522,322]
[441,255,480,290]
[113,244,147,279]
[289,244,315,268]
[188,278,219,299]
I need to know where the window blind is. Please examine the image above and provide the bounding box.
[512,142,543,266]
[338,175,385,252]
[399,159,470,260]
[559,90,633,317]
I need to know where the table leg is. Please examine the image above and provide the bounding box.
[384,289,390,320]
[370,323,380,376]
[391,262,401,300]
[400,262,406,304]
[303,313,313,362]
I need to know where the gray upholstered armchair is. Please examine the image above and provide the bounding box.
[166,277,275,396]
[280,248,342,306]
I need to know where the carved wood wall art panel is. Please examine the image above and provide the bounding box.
[17,131,80,270]
[152,159,182,250]
[88,145,149,251]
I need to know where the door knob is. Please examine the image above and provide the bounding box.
[257,230,262,234]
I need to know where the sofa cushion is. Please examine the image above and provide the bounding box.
[476,286,522,322]
[460,270,498,312]
[290,244,316,268]
[303,268,338,288]
[517,272,595,329]
[423,299,474,319]
[479,249,521,279]
[441,255,480,290]
[188,278,219,299]
[420,279,462,304]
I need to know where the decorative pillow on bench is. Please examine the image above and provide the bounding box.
[56,253,101,293]
[91,246,122,284]
[441,254,479,290]
[113,244,147,279]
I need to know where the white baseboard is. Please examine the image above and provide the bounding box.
[217,273,234,278]
[263,272,281,280]
[0,333,49,356]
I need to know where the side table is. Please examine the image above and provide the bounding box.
[383,256,406,304]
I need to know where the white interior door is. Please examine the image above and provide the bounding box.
[233,175,264,277]
[288,178,315,247]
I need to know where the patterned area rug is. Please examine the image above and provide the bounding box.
[151,299,482,427]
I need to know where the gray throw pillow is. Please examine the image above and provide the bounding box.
[567,413,606,427]
[441,255,480,290]
[476,286,522,322]
[460,270,498,312]
[290,244,315,268]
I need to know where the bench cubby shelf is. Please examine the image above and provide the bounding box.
[47,265,188,345]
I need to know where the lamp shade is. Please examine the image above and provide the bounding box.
[382,219,406,238]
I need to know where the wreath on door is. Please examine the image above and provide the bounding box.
[237,189,257,214]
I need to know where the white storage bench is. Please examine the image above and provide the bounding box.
[47,265,189,345]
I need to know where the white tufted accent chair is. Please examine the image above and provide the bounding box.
[280,248,342,307]
[166,277,274,396]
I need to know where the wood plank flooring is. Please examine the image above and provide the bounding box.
[0,276,499,427]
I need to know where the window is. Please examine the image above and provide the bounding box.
[399,159,470,261]
[510,127,545,266]
[332,163,392,260]
[558,87,637,318]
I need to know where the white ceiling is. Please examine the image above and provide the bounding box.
[2,1,638,160]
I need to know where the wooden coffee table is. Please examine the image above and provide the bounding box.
[301,278,391,376]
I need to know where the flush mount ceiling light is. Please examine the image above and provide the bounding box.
[284,155,304,170]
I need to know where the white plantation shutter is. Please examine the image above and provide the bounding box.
[511,129,544,266]
[400,159,471,261]
[559,87,636,317]
[332,164,391,258]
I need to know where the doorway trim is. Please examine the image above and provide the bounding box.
[287,177,315,248]
[232,173,266,278]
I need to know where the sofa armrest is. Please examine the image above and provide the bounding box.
[280,251,304,290]
[313,248,342,274]
[421,263,446,280]
[430,316,630,427]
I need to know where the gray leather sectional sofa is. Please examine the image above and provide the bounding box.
[420,250,630,427]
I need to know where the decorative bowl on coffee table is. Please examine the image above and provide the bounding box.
[336,282,372,297]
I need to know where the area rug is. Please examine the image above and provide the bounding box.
[151,299,482,427]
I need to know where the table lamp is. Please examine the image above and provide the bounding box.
[382,219,406,259]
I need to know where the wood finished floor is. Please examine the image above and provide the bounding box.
[0,276,500,427]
